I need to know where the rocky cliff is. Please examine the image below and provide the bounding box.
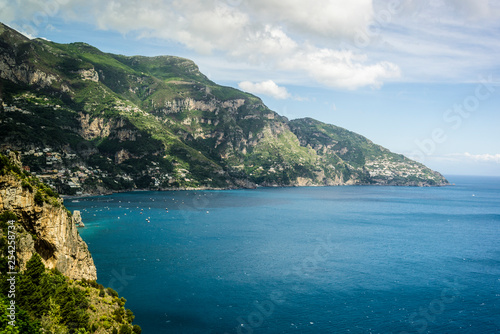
[0,152,96,280]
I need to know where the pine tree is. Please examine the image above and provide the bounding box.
[25,253,45,285]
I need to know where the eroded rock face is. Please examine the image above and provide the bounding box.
[78,68,99,82]
[162,98,245,115]
[0,55,59,88]
[73,210,85,227]
[0,174,96,280]
[78,113,112,140]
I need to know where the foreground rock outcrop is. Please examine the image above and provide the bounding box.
[0,152,96,280]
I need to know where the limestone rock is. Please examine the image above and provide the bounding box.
[0,174,97,280]
[73,210,85,227]
[78,68,99,82]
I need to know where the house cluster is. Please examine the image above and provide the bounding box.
[2,143,186,194]
[2,102,33,115]
[20,147,110,194]
[365,158,425,178]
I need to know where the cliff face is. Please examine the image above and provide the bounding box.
[0,155,96,280]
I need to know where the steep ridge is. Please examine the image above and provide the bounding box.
[0,22,448,195]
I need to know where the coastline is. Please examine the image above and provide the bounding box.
[61,179,450,199]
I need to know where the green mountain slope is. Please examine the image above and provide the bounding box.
[289,118,447,186]
[0,23,448,194]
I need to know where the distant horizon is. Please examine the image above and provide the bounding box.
[444,174,500,179]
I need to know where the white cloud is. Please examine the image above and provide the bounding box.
[0,0,399,89]
[247,0,373,39]
[374,0,500,21]
[447,152,500,163]
[442,0,500,20]
[424,152,500,176]
[366,0,500,83]
[2,0,498,87]
[228,25,298,63]
[238,80,291,99]
[92,0,251,55]
[281,46,401,89]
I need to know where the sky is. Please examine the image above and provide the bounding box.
[1,0,499,176]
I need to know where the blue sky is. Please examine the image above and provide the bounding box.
[1,0,499,176]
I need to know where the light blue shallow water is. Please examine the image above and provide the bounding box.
[66,176,500,333]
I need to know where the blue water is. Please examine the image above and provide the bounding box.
[66,176,500,333]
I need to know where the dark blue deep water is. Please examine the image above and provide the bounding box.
[66,176,500,333]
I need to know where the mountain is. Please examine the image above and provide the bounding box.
[0,23,448,195]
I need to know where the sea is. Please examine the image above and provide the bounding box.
[66,175,500,334]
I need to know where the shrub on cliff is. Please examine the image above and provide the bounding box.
[34,191,44,206]
[16,254,90,332]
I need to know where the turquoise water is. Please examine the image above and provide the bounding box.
[66,176,500,333]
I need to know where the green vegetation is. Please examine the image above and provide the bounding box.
[113,55,213,85]
[0,154,22,177]
[243,129,319,184]
[0,153,62,207]
[0,253,141,333]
